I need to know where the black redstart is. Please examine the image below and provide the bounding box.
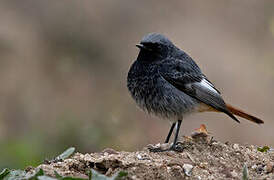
[127,33,263,151]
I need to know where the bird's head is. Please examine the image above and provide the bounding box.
[136,33,175,62]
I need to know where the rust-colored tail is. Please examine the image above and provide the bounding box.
[226,104,264,124]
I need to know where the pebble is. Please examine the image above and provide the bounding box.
[251,164,257,170]
[233,144,240,151]
[137,154,142,160]
[199,162,208,168]
[231,170,238,177]
[256,164,264,174]
[265,162,273,173]
[102,148,118,155]
[183,163,193,176]
[202,169,208,174]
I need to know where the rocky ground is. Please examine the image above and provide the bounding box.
[26,126,274,180]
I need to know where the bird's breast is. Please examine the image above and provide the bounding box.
[127,61,199,119]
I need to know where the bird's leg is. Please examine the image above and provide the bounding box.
[148,120,183,152]
[164,122,176,143]
[169,119,183,151]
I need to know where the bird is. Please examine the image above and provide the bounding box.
[127,33,264,152]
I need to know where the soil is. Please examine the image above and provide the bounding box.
[31,133,274,180]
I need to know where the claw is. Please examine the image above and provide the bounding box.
[148,142,185,152]
[168,142,185,152]
[148,147,166,152]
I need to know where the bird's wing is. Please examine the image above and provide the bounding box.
[202,76,221,94]
[158,58,239,123]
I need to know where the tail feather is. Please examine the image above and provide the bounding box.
[226,104,264,124]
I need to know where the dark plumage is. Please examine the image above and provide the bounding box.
[127,33,263,151]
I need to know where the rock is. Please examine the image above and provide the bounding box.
[146,143,170,152]
[101,148,118,155]
[256,164,264,174]
[199,162,208,169]
[29,137,274,179]
[231,170,238,177]
[251,164,257,170]
[136,153,150,160]
[183,163,193,176]
[233,144,240,151]
[265,162,273,173]
[136,154,142,160]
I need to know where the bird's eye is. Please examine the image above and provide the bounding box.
[142,42,159,49]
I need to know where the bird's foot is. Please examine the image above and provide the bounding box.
[147,143,170,152]
[169,142,185,152]
[147,142,185,152]
[148,146,167,152]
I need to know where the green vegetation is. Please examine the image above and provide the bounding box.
[0,148,127,180]
[257,146,270,153]
[242,164,248,180]
[0,168,127,180]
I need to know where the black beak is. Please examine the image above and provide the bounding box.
[136,43,153,51]
[136,44,145,49]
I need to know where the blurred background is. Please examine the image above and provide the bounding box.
[0,0,273,169]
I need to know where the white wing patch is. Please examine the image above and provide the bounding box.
[200,79,219,94]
